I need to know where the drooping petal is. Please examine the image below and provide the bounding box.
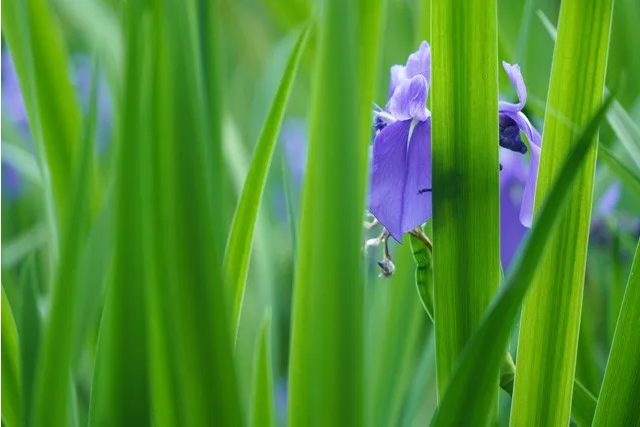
[499,61,527,113]
[519,126,541,228]
[401,119,432,233]
[499,108,541,228]
[388,41,431,98]
[387,75,430,122]
[405,41,431,83]
[369,120,412,241]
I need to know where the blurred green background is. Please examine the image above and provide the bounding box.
[2,0,639,425]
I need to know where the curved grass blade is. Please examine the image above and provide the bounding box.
[592,237,640,426]
[510,0,615,424]
[608,100,640,170]
[409,231,597,425]
[1,287,22,427]
[224,25,310,339]
[409,231,434,322]
[251,310,275,427]
[430,95,613,427]
[287,0,381,425]
[17,256,42,427]
[597,145,640,199]
[31,61,98,427]
[572,379,597,427]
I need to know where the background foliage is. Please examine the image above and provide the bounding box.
[1,0,639,426]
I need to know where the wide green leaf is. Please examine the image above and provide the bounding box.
[88,6,151,424]
[1,287,22,427]
[286,0,381,425]
[431,95,613,427]
[592,237,640,426]
[510,0,615,424]
[224,25,310,339]
[430,0,500,403]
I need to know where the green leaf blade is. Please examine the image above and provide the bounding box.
[250,311,275,427]
[510,0,615,425]
[224,25,310,339]
[592,238,640,426]
[430,0,500,400]
[286,0,381,426]
[1,287,22,427]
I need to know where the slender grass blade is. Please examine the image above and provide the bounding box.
[32,61,98,427]
[1,287,22,427]
[224,25,310,339]
[592,237,640,426]
[250,310,275,427]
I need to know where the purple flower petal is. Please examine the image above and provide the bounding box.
[499,63,542,229]
[401,119,432,233]
[369,119,431,241]
[519,133,541,227]
[387,75,430,122]
[404,41,431,84]
[499,61,527,113]
[389,65,407,98]
[597,182,621,217]
[388,41,431,98]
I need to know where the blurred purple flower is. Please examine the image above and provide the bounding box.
[1,160,22,201]
[2,52,31,138]
[368,41,432,242]
[1,50,113,200]
[71,54,113,150]
[281,119,307,186]
[597,182,621,218]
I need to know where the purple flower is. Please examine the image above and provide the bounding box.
[368,43,543,243]
[71,55,113,150]
[2,51,31,139]
[499,62,542,227]
[281,119,307,187]
[368,41,432,242]
[597,182,621,218]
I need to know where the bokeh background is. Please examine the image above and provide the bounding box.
[2,0,639,425]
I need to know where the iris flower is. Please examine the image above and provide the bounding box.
[368,42,542,243]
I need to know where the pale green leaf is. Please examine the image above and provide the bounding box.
[510,0,615,424]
